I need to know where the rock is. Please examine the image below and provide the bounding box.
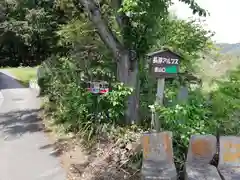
[120,153,128,161]
[125,143,133,151]
[119,143,126,149]
[177,86,189,103]
[126,142,141,153]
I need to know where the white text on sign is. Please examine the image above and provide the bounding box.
[153,57,178,65]
[154,67,166,73]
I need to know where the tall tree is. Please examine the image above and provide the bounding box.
[65,0,208,123]
[0,0,67,66]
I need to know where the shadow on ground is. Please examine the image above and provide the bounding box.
[0,109,43,140]
[0,72,25,90]
[39,137,74,157]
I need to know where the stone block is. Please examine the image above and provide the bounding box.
[141,131,177,180]
[219,136,240,166]
[185,163,222,180]
[218,136,240,180]
[185,135,221,180]
[186,134,217,163]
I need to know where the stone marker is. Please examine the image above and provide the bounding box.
[185,135,222,180]
[187,134,217,163]
[177,86,189,103]
[141,131,177,180]
[218,136,240,180]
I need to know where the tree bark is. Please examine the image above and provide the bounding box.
[126,61,140,124]
[113,0,139,124]
[78,0,123,58]
[78,0,139,124]
[117,50,139,124]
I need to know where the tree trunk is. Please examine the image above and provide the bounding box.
[126,64,140,124]
[78,0,139,124]
[117,51,139,124]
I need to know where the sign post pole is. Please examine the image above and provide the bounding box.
[147,49,181,132]
[142,49,181,180]
[154,78,165,132]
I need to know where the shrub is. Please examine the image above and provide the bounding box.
[210,66,240,135]
[156,88,214,169]
[155,66,240,170]
[40,56,132,140]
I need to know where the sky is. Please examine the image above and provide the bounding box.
[170,0,240,44]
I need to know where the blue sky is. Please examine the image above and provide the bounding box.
[170,0,240,44]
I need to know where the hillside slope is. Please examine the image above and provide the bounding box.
[217,43,240,55]
[197,44,240,91]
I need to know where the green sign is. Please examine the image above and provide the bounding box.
[165,66,177,73]
[153,65,178,74]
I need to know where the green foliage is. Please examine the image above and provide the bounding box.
[153,17,214,71]
[210,66,240,134]
[154,66,240,170]
[40,56,132,140]
[156,89,213,167]
[3,0,240,176]
[0,0,67,66]
[119,0,208,55]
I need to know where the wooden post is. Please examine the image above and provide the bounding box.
[147,49,181,132]
[154,78,165,132]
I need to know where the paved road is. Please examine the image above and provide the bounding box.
[0,71,66,180]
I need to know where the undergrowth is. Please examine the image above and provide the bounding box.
[39,53,240,178]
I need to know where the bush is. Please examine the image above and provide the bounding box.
[40,53,240,176]
[40,56,132,140]
[156,88,214,169]
[155,66,240,170]
[210,66,240,135]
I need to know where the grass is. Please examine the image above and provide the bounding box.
[4,67,38,87]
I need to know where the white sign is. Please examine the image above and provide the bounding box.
[153,57,178,65]
[154,67,166,73]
